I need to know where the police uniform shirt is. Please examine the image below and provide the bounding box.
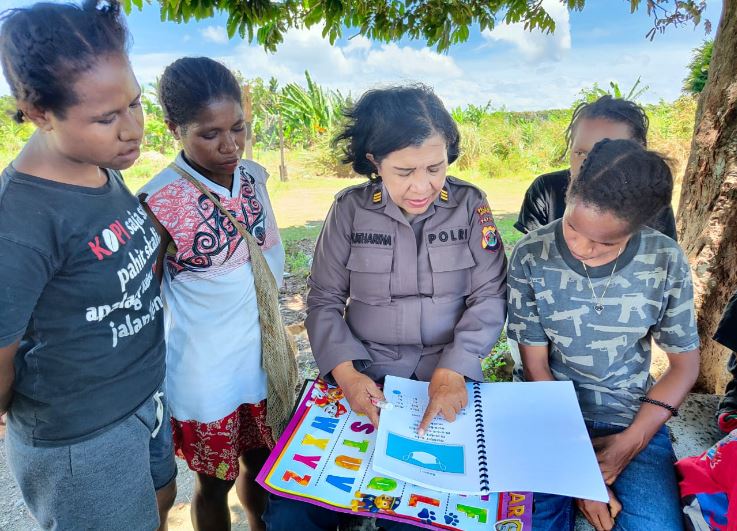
[305,176,508,383]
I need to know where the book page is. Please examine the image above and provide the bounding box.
[480,381,609,502]
[373,376,485,494]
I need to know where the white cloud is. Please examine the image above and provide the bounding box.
[200,25,229,45]
[449,39,699,111]
[365,44,462,80]
[221,27,355,87]
[482,0,571,62]
[130,52,180,85]
[219,26,463,96]
[343,35,372,54]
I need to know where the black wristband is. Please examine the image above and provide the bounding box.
[638,396,679,417]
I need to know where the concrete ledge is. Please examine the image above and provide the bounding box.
[668,393,723,458]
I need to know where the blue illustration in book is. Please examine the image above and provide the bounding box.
[386,432,465,474]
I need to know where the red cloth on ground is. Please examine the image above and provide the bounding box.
[676,431,737,531]
[719,412,737,434]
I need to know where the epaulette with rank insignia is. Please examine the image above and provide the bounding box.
[439,186,449,202]
[334,180,374,201]
[372,189,382,203]
[445,176,486,208]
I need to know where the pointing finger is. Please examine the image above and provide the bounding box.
[418,402,441,437]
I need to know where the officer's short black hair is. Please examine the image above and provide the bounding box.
[567,138,673,232]
[564,95,649,156]
[336,84,460,177]
[158,57,242,128]
[0,0,129,123]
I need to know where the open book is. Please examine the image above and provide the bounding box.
[374,376,608,502]
[257,379,533,530]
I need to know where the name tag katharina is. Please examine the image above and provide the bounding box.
[351,232,392,246]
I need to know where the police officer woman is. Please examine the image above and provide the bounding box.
[263,85,508,530]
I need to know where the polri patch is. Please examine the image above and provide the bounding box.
[427,227,469,245]
[481,225,501,252]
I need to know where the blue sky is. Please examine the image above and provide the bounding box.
[0,0,722,110]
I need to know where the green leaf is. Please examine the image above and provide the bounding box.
[226,15,238,37]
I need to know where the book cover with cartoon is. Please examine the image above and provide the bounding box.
[256,379,532,530]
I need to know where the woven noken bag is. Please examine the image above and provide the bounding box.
[168,163,298,439]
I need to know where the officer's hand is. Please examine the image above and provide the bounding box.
[418,368,468,437]
[331,362,384,428]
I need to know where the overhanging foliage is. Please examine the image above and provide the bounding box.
[123,0,707,52]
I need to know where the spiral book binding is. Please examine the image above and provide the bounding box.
[473,382,490,493]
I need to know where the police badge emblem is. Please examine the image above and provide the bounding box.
[481,225,500,251]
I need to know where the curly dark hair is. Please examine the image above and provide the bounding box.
[0,0,129,123]
[157,57,241,128]
[335,84,460,178]
[567,139,673,232]
[563,95,649,157]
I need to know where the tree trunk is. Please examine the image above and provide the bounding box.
[242,84,254,160]
[278,113,288,182]
[676,0,737,393]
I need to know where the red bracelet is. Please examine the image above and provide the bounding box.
[638,396,678,417]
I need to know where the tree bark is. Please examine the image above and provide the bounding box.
[242,84,254,160]
[676,0,737,393]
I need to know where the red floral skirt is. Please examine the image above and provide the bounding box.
[171,400,274,481]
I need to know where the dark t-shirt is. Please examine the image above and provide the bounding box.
[714,290,737,353]
[715,290,737,415]
[0,166,165,446]
[514,168,678,240]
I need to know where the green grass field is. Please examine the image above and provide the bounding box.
[124,149,533,235]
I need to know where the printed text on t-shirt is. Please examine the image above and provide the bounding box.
[86,205,149,261]
[83,206,164,347]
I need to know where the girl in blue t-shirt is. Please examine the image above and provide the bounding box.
[0,2,176,529]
